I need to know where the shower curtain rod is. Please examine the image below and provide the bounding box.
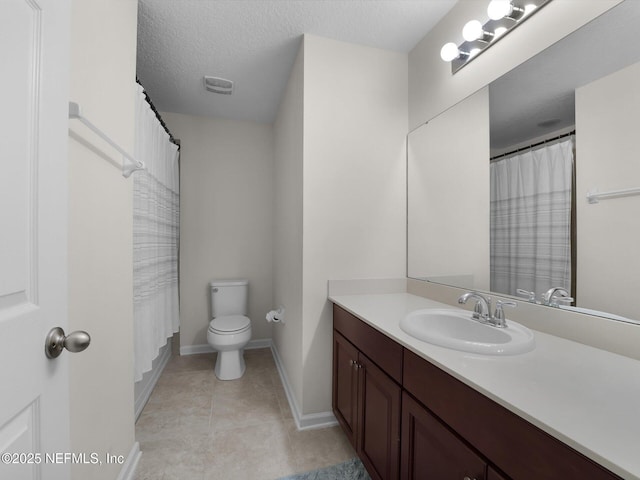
[490,130,575,161]
[136,79,180,148]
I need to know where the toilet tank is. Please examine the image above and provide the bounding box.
[210,279,248,318]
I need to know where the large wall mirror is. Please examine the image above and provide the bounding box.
[408,1,640,325]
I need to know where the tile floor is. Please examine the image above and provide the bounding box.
[134,348,356,480]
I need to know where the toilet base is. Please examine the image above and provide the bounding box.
[214,349,246,380]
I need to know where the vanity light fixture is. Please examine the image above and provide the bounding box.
[440,0,550,74]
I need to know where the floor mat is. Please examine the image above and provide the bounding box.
[276,457,371,480]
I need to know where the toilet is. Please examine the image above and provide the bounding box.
[207,279,252,380]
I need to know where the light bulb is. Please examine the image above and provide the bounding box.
[462,20,484,41]
[469,47,482,58]
[493,26,508,38]
[440,42,460,62]
[487,0,513,20]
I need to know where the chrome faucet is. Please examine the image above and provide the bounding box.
[542,287,573,307]
[457,291,491,321]
[458,292,516,328]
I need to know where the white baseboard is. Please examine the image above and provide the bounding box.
[134,342,172,421]
[270,343,337,431]
[179,343,213,355]
[246,338,272,350]
[179,338,271,356]
[116,441,141,480]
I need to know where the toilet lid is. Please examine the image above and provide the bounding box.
[209,315,251,333]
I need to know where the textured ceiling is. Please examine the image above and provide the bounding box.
[137,0,457,123]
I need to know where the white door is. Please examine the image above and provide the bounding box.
[0,1,74,479]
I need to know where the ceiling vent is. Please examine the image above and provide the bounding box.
[203,76,234,95]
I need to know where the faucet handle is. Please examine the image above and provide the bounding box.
[472,300,485,319]
[494,300,516,323]
[550,295,574,307]
[516,289,536,303]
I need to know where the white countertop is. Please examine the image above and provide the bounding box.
[330,292,640,480]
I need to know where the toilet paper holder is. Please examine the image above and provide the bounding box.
[266,306,285,323]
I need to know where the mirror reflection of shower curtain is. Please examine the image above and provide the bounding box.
[490,136,574,298]
[133,83,180,382]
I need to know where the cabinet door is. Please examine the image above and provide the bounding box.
[401,392,487,480]
[333,332,360,448]
[358,354,401,480]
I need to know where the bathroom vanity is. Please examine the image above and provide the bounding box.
[330,293,640,480]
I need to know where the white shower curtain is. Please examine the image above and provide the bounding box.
[133,83,180,382]
[490,137,574,298]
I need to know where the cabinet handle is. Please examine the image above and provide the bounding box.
[463,477,476,480]
[349,360,363,369]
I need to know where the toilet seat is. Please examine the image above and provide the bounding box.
[209,315,251,334]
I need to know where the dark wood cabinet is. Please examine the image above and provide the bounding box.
[332,304,622,480]
[403,349,621,480]
[487,466,510,480]
[333,331,359,446]
[333,304,403,383]
[358,353,401,480]
[333,330,401,480]
[401,392,487,480]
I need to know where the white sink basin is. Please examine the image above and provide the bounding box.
[400,308,535,355]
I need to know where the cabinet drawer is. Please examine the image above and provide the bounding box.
[403,349,621,480]
[333,305,403,383]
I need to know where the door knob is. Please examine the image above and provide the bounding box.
[45,327,91,359]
